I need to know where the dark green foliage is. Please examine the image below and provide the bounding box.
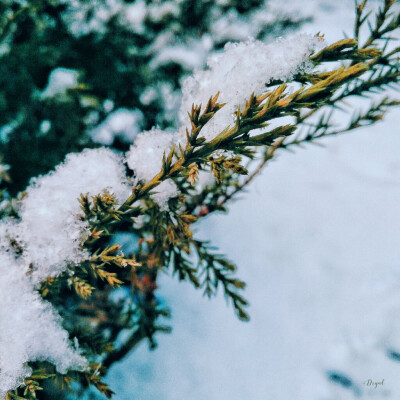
[0,0,307,193]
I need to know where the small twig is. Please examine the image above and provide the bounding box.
[216,138,285,209]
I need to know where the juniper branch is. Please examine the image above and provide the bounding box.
[22,3,400,397]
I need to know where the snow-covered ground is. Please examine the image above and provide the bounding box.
[108,1,400,399]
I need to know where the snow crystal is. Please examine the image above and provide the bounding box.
[40,68,79,98]
[151,179,178,210]
[126,129,178,208]
[89,108,144,145]
[158,84,182,124]
[196,169,215,191]
[179,34,322,142]
[126,129,174,182]
[16,148,130,284]
[0,252,87,398]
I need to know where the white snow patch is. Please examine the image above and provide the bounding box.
[124,0,147,32]
[179,35,321,141]
[126,128,174,182]
[148,2,179,22]
[0,252,87,398]
[150,36,213,71]
[89,108,144,145]
[126,129,178,207]
[0,148,132,396]
[151,179,178,210]
[17,148,130,284]
[61,0,123,37]
[41,68,79,98]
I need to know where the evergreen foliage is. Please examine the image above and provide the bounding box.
[1,0,400,399]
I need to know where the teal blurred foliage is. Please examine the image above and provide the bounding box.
[0,0,308,193]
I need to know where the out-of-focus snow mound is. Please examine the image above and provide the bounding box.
[107,0,400,399]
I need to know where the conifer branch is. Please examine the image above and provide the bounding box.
[3,2,400,399]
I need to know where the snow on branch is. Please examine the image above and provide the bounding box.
[1,2,400,396]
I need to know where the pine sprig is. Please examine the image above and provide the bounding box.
[193,240,249,321]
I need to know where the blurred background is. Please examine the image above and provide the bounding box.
[2,0,400,398]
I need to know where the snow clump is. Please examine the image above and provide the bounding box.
[179,34,322,141]
[40,68,79,99]
[0,148,130,397]
[89,108,144,145]
[0,253,87,398]
[18,148,130,284]
[126,128,174,182]
[126,128,178,208]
